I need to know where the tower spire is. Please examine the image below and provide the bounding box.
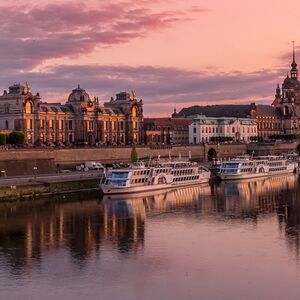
[291,41,298,79]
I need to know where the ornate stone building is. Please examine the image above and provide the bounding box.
[272,44,300,134]
[189,115,257,144]
[0,83,144,145]
[144,118,192,145]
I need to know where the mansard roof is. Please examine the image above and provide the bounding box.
[255,105,281,117]
[39,103,74,113]
[176,104,252,118]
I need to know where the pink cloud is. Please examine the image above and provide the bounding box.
[0,1,206,70]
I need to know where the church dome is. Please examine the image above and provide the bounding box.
[67,85,91,103]
[283,76,299,88]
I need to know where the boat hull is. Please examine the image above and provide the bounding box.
[219,168,295,181]
[100,178,210,195]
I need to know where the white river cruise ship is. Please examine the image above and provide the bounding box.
[100,161,211,195]
[219,155,297,181]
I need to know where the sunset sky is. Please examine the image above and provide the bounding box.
[0,0,300,116]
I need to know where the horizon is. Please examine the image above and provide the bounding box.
[0,0,299,116]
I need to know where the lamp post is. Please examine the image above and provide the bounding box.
[33,166,37,180]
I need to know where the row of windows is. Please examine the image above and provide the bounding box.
[270,167,286,172]
[131,177,149,184]
[27,119,73,130]
[172,169,195,176]
[104,121,125,131]
[258,122,281,130]
[241,168,254,172]
[173,175,199,182]
[269,162,284,167]
[133,170,150,176]
[242,162,254,166]
[156,168,170,174]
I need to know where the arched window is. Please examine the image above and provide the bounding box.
[25,101,33,114]
[131,106,137,117]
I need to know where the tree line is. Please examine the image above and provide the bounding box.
[0,131,25,145]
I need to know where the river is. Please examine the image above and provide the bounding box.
[0,174,300,300]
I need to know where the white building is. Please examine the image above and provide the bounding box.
[189,115,258,144]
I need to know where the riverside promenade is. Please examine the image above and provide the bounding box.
[0,170,103,200]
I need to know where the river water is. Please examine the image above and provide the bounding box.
[1,175,300,300]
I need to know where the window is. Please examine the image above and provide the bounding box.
[232,127,235,133]
[193,127,196,133]
[68,120,73,130]
[132,106,137,117]
[25,101,32,114]
[5,120,8,130]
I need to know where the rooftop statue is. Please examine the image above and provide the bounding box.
[25,81,31,94]
[131,90,137,101]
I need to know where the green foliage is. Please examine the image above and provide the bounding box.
[269,134,300,141]
[8,131,25,145]
[0,133,7,145]
[250,136,263,142]
[130,146,138,163]
[210,136,233,143]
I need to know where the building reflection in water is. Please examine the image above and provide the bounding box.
[1,174,300,277]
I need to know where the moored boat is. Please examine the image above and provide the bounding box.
[218,155,297,181]
[99,161,211,195]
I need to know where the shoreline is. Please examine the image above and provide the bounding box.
[0,173,103,202]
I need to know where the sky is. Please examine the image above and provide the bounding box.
[0,0,299,116]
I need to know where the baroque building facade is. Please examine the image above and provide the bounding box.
[272,44,300,134]
[0,83,144,145]
[189,115,258,144]
[144,118,191,145]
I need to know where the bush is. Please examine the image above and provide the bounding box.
[130,146,138,163]
[8,131,25,145]
[0,133,7,145]
[210,136,233,143]
[269,134,298,140]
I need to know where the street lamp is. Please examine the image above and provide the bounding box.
[33,166,38,180]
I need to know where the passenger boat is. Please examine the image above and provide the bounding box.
[99,161,211,195]
[219,155,297,181]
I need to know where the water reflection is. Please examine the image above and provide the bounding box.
[1,175,300,298]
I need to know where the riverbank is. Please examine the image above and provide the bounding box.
[0,171,103,202]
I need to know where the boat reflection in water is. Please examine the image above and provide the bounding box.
[101,183,212,214]
[1,175,300,299]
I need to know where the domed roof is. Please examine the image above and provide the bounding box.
[283,76,299,88]
[67,85,91,103]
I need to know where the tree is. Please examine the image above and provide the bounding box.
[0,133,7,145]
[131,146,138,163]
[8,131,25,145]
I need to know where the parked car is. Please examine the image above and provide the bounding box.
[84,161,105,171]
